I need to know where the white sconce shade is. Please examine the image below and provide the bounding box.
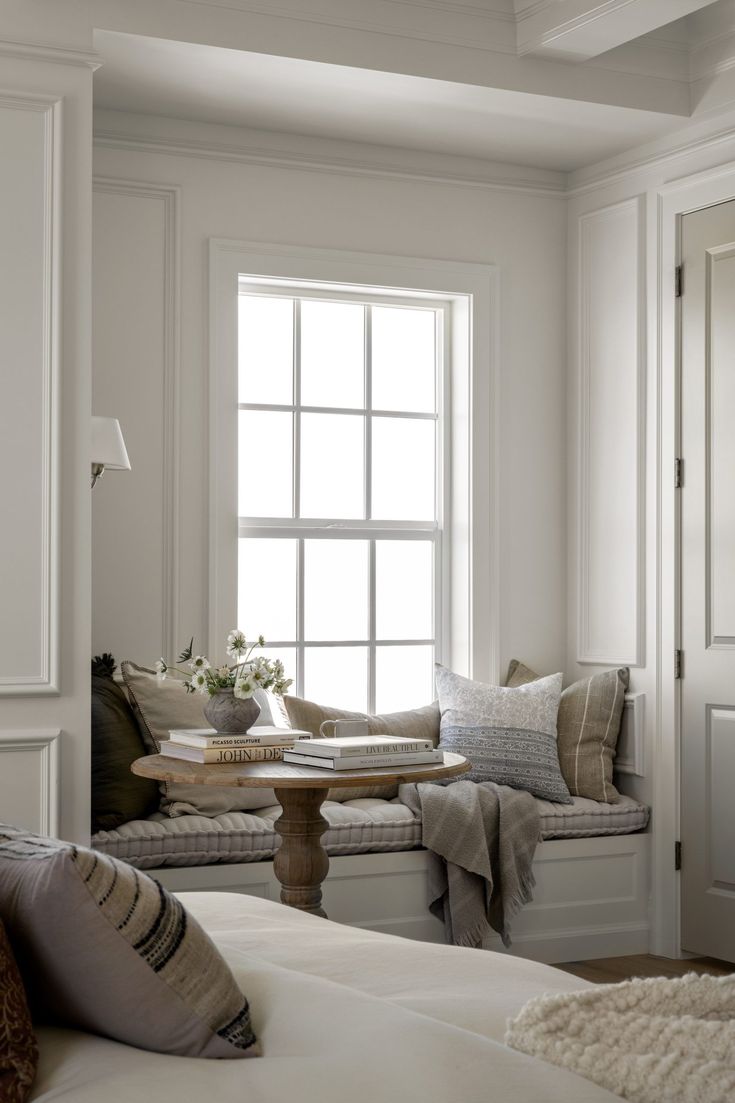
[91,416,131,488]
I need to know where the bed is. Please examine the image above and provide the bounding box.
[29,891,623,1103]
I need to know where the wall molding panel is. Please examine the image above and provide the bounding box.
[92,178,181,661]
[615,692,646,777]
[577,196,645,666]
[0,729,60,835]
[0,93,61,696]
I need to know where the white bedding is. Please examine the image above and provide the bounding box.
[30,892,623,1103]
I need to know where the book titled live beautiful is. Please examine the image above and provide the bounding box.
[281,749,443,770]
[304,735,434,758]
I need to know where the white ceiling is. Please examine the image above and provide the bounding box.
[93,31,687,172]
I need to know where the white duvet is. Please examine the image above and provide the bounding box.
[30,892,622,1103]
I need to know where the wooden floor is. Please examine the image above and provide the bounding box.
[556,954,734,984]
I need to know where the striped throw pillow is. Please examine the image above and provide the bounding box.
[505,661,629,803]
[436,665,572,804]
[0,825,258,1059]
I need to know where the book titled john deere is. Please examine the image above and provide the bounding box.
[282,735,443,771]
[160,726,313,764]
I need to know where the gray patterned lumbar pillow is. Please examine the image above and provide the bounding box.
[435,664,572,803]
[505,660,629,803]
[0,825,258,1059]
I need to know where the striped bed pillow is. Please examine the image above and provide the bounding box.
[0,824,258,1059]
[505,660,629,803]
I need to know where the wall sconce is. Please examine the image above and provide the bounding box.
[91,416,131,489]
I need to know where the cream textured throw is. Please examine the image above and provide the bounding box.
[506,972,735,1103]
[399,779,539,948]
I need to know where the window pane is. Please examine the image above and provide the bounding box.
[239,410,292,517]
[238,539,297,642]
[300,300,364,409]
[372,306,436,414]
[305,540,368,641]
[304,647,368,712]
[376,541,433,640]
[238,295,293,405]
[300,413,364,518]
[375,645,434,714]
[372,417,435,521]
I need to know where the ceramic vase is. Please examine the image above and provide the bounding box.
[203,688,261,733]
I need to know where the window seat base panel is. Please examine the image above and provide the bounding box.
[146,835,650,965]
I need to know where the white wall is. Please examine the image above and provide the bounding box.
[565,107,735,952]
[0,6,94,843]
[91,111,568,686]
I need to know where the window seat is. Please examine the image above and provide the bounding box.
[92,793,648,870]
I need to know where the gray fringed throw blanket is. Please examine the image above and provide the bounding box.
[399,780,540,948]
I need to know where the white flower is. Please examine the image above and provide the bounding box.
[226,629,248,658]
[155,658,167,682]
[217,665,230,679]
[189,655,210,672]
[234,675,256,700]
[190,671,208,694]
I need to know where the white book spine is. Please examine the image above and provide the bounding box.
[169,731,311,748]
[306,739,433,758]
[282,750,443,771]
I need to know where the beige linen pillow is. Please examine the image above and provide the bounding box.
[283,697,441,801]
[121,661,286,815]
[0,824,258,1059]
[505,659,629,803]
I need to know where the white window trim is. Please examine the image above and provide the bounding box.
[209,239,500,684]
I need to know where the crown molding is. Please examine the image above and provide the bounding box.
[132,0,518,55]
[0,38,101,69]
[92,112,566,197]
[566,112,735,196]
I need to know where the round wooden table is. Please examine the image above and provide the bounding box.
[132,752,469,918]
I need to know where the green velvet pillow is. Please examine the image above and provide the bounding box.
[91,676,159,832]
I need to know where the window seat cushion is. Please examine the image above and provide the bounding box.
[92,794,649,870]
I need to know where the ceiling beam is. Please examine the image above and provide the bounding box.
[92,0,690,116]
[515,0,714,61]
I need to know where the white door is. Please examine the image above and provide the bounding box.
[680,198,735,962]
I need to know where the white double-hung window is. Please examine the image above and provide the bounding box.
[236,285,448,713]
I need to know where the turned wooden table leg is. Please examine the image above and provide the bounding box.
[273,787,330,918]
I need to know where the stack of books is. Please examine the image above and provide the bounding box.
[160,726,313,763]
[282,734,443,771]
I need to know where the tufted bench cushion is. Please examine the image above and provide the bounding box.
[92,794,649,870]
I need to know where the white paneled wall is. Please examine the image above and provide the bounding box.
[0,96,59,695]
[576,198,644,667]
[91,112,568,680]
[92,180,180,663]
[566,113,735,955]
[0,7,94,844]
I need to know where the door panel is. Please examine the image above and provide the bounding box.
[680,198,735,962]
[707,245,735,646]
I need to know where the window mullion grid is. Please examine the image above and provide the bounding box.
[365,305,376,712]
[293,300,305,697]
[292,298,301,520]
[297,537,305,699]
